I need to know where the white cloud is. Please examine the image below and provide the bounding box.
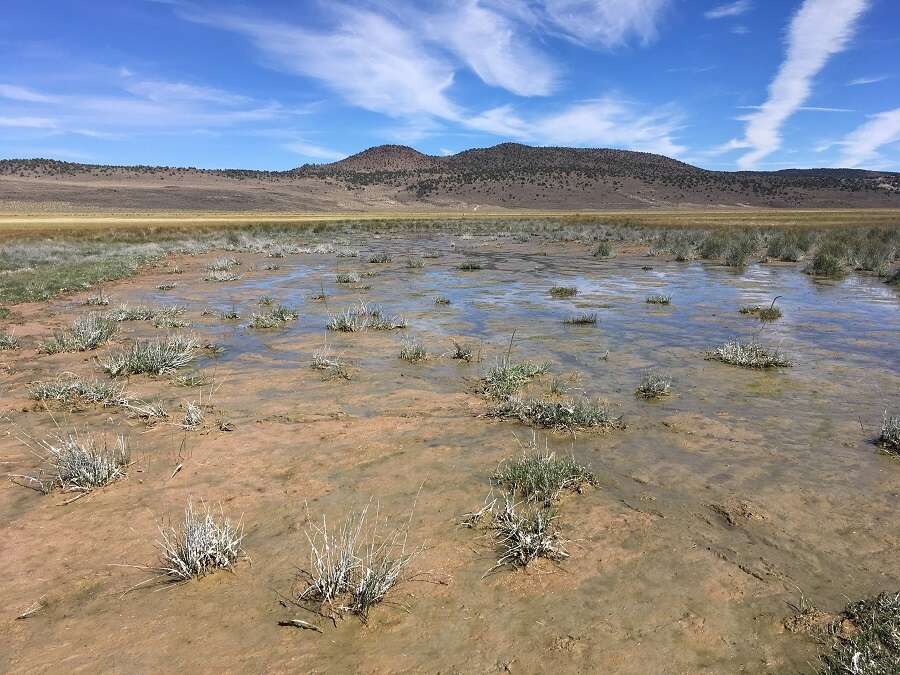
[0,84,59,103]
[542,0,671,48]
[737,105,855,113]
[465,97,686,155]
[847,75,889,86]
[732,0,869,169]
[837,108,900,167]
[0,115,57,128]
[704,1,752,20]
[185,8,461,122]
[427,1,558,96]
[283,141,346,162]
[124,80,251,106]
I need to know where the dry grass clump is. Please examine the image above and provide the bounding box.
[592,241,613,258]
[204,269,242,282]
[296,503,419,620]
[257,295,275,306]
[474,496,568,574]
[816,591,900,675]
[451,341,474,362]
[481,358,550,400]
[107,304,186,323]
[805,248,847,277]
[157,282,177,291]
[405,257,425,269]
[493,450,594,504]
[101,334,199,376]
[399,337,427,363]
[39,313,118,354]
[326,301,406,332]
[635,373,672,399]
[878,412,900,454]
[83,292,110,306]
[724,233,758,267]
[549,286,577,298]
[205,256,241,272]
[248,305,298,329]
[457,260,482,271]
[707,340,792,368]
[154,501,245,581]
[335,272,360,284]
[181,401,204,429]
[767,229,815,261]
[739,301,782,321]
[336,248,359,258]
[29,373,126,404]
[433,295,451,305]
[495,396,625,431]
[12,431,129,494]
[564,312,597,325]
[0,330,19,350]
[311,345,351,380]
[368,252,392,263]
[646,294,671,305]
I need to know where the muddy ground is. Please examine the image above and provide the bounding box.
[1,232,899,673]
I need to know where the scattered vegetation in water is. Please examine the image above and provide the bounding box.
[157,282,177,291]
[564,312,597,325]
[646,294,671,305]
[451,341,474,362]
[457,260,482,271]
[181,401,204,429]
[38,313,118,354]
[549,286,577,298]
[405,256,425,269]
[327,301,406,332]
[335,272,360,284]
[107,304,186,323]
[878,412,900,454]
[368,253,392,263]
[204,270,242,282]
[83,292,110,306]
[206,256,241,272]
[805,246,847,278]
[101,334,199,376]
[766,229,816,262]
[481,496,568,573]
[311,345,351,380]
[296,503,420,621]
[707,340,792,368]
[399,337,427,363]
[724,233,758,267]
[493,449,594,505]
[433,295,451,305]
[248,305,298,329]
[481,358,550,400]
[494,396,625,431]
[635,373,672,399]
[257,295,275,306]
[11,431,129,495]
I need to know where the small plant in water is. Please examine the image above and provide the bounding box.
[405,257,425,269]
[815,591,900,675]
[451,341,473,362]
[11,431,129,495]
[153,501,245,581]
[248,305,298,329]
[204,270,242,282]
[495,396,625,431]
[493,448,594,505]
[707,340,792,368]
[257,295,275,306]
[481,358,550,400]
[0,330,19,350]
[368,252,392,263]
[39,313,118,354]
[182,401,204,429]
[457,260,482,271]
[101,335,199,376]
[635,373,672,399]
[549,286,577,298]
[592,241,613,258]
[484,496,568,573]
[399,337,427,363]
[327,301,406,332]
[646,294,671,305]
[157,282,177,291]
[206,256,241,272]
[564,312,597,325]
[311,345,351,380]
[878,412,900,454]
[335,272,360,284]
[296,502,419,621]
[83,292,110,306]
[433,295,451,305]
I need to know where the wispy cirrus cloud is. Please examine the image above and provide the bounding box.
[466,97,686,156]
[729,0,869,169]
[542,0,671,48]
[704,0,752,20]
[283,141,346,162]
[0,84,59,104]
[847,74,890,86]
[837,108,900,167]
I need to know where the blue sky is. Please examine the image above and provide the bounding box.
[1,0,898,171]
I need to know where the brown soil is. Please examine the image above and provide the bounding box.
[1,234,899,673]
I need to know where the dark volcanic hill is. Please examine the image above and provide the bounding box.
[2,143,899,212]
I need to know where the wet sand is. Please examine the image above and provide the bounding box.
[2,233,899,673]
